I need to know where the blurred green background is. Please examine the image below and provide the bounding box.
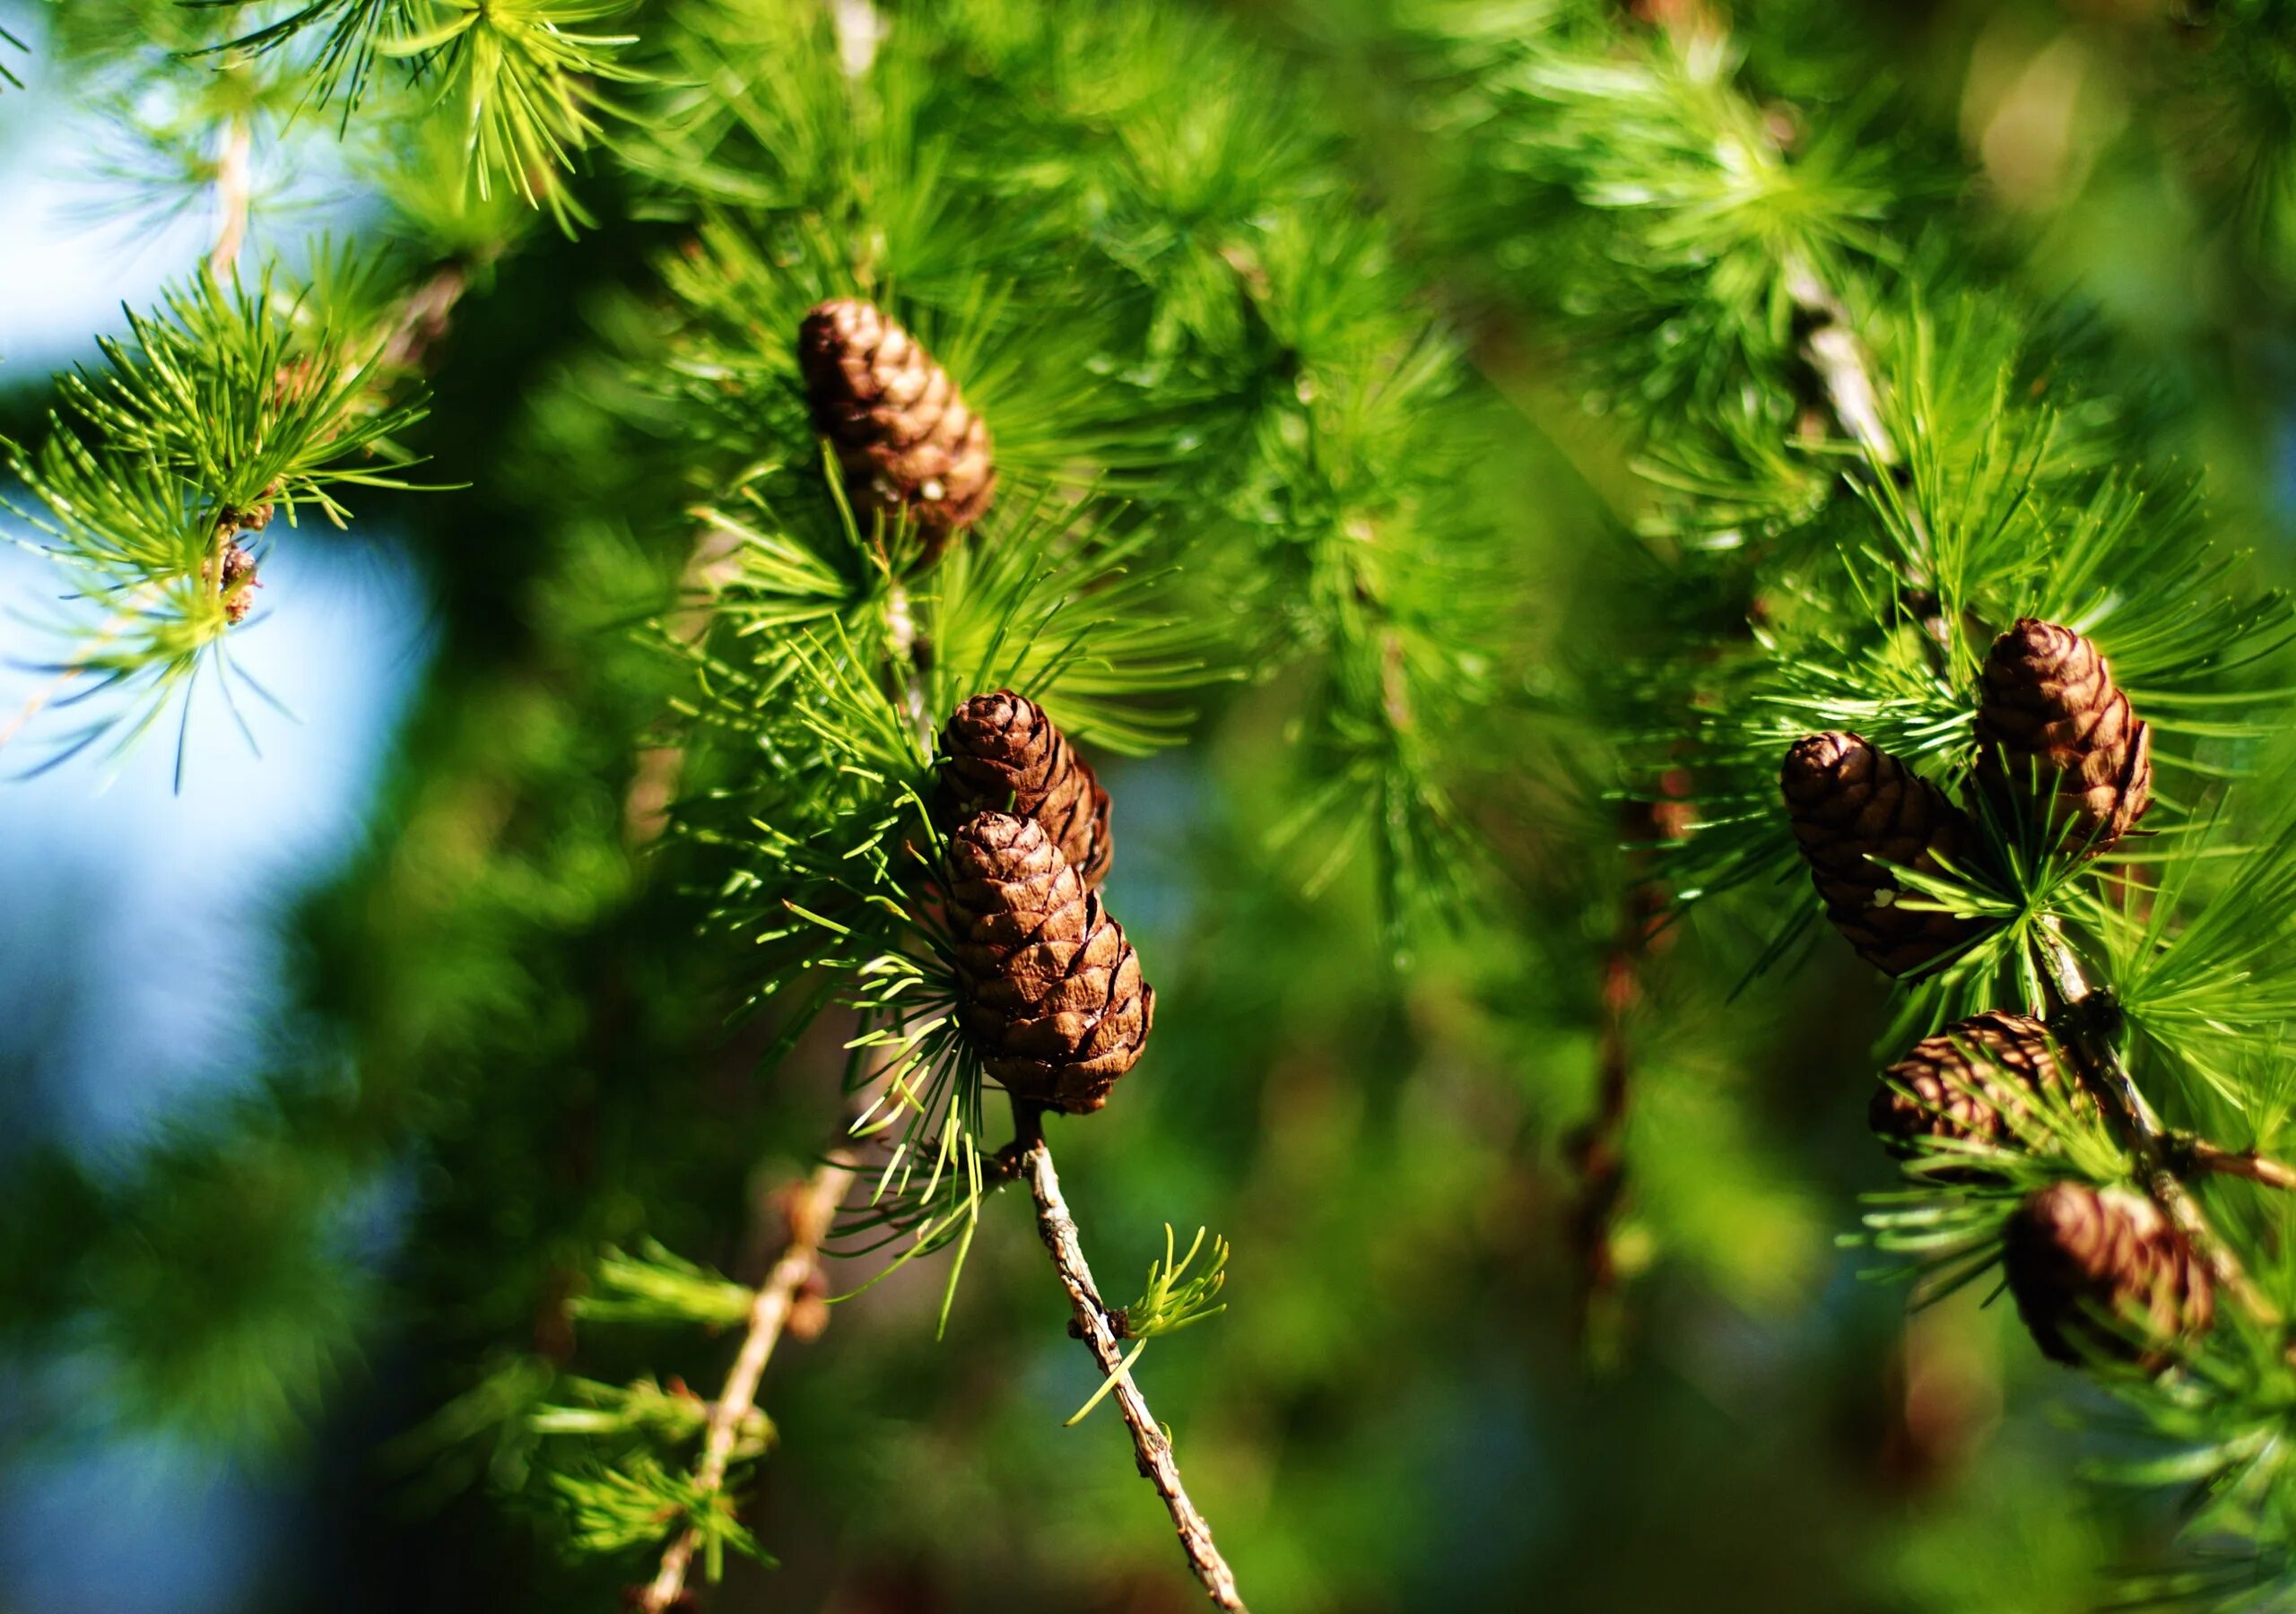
[3,1,2293,1610]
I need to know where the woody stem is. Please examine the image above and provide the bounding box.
[2036,924,2278,1323]
[635,1150,859,1612]
[1003,1106,1248,1610]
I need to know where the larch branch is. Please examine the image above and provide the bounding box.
[1012,1128,1248,1611]
[636,1150,860,1613]
[2034,927,2279,1325]
[2178,1140,2296,1192]
[1781,259,1896,466]
[208,115,252,280]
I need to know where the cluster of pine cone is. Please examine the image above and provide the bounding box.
[799,298,996,564]
[1868,1014,2213,1369]
[1784,621,2210,1371]
[798,306,1144,1106]
[1781,617,2152,977]
[935,692,1152,1115]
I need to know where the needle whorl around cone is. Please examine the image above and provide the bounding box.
[1869,1011,2083,1182]
[2002,1182,2213,1373]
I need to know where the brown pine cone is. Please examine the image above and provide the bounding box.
[938,692,1112,889]
[1975,620,2152,855]
[1781,732,1988,976]
[2002,1182,2213,1372]
[944,812,1152,1115]
[219,542,260,624]
[798,299,995,560]
[1870,1011,2083,1179]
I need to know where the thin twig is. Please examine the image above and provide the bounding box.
[1007,1114,1248,1611]
[1567,803,1678,1344]
[2034,925,2280,1324]
[375,260,472,377]
[623,524,750,845]
[1625,0,1895,465]
[1781,259,1895,466]
[886,577,933,750]
[208,115,252,280]
[637,1150,861,1614]
[2172,1138,2296,1193]
[830,0,883,81]
[1569,923,1641,1335]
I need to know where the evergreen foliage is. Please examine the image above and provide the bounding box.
[14,0,2296,1610]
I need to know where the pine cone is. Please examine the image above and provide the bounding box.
[219,541,260,624]
[938,692,1112,889]
[798,299,995,560]
[1781,732,1987,976]
[1975,619,2152,855]
[2003,1182,2213,1372]
[1870,1011,2083,1178]
[944,812,1152,1114]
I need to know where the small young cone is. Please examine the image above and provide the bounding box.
[1781,732,1987,976]
[798,299,995,561]
[1869,1011,2083,1180]
[218,542,259,625]
[939,691,1112,889]
[944,812,1153,1114]
[1976,619,2151,855]
[2003,1182,2213,1373]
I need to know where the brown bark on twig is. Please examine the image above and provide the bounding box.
[1783,260,1895,466]
[208,115,252,279]
[1567,881,1656,1335]
[635,1150,861,1614]
[2177,1139,2296,1192]
[1006,1114,1248,1611]
[2034,927,2279,1324]
[377,261,473,377]
[1566,784,1688,1340]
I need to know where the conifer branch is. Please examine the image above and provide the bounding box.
[1781,259,1893,466]
[207,113,252,277]
[2035,926,2280,1324]
[1634,0,1896,465]
[1566,795,1681,1341]
[1004,1110,1248,1612]
[375,258,471,376]
[2173,1139,2296,1192]
[1562,0,1906,1334]
[1570,895,1646,1341]
[635,1150,859,1614]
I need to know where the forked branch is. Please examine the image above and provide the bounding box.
[636,1150,860,1613]
[2035,927,2280,1324]
[1006,1114,1248,1611]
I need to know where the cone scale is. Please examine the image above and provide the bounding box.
[1869,1011,2081,1180]
[2003,1182,2213,1373]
